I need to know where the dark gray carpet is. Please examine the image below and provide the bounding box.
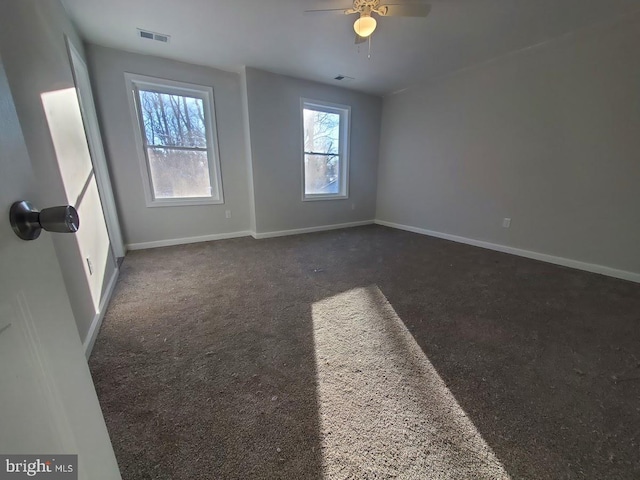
[89,225,640,479]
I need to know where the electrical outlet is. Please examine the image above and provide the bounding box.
[86,257,93,275]
[351,203,356,211]
[225,210,232,219]
[502,218,511,229]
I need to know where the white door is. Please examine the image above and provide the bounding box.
[0,59,121,478]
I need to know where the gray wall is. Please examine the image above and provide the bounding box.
[245,68,382,234]
[239,68,257,234]
[376,15,640,274]
[0,0,118,342]
[86,45,252,245]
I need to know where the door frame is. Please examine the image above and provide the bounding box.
[65,37,125,258]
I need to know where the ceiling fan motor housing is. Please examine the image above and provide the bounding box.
[350,0,387,17]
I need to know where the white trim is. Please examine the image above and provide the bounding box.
[66,38,126,258]
[83,266,119,358]
[375,220,640,284]
[126,230,252,250]
[301,97,350,201]
[124,72,224,207]
[253,220,373,240]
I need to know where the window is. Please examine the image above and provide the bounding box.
[302,99,350,200]
[126,74,223,206]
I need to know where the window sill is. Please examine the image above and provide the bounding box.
[145,197,224,208]
[302,194,348,202]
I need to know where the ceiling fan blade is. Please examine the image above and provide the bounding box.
[304,8,350,14]
[378,3,431,17]
[355,33,367,44]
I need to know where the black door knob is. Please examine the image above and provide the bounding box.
[9,201,80,241]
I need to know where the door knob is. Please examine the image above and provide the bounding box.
[9,201,80,241]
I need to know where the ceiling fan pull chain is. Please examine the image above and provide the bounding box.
[368,35,372,59]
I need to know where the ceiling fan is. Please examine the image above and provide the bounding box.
[305,0,431,44]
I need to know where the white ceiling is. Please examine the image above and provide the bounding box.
[62,0,640,95]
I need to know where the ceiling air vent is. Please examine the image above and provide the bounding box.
[334,75,355,82]
[137,29,171,44]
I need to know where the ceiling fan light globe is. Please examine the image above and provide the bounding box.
[353,15,376,38]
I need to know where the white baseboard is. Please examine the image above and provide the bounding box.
[126,231,253,251]
[83,266,119,359]
[374,219,640,284]
[253,220,374,240]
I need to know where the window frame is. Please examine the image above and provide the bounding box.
[301,98,350,201]
[125,73,224,207]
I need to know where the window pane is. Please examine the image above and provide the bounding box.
[147,148,213,199]
[138,90,206,148]
[304,154,340,195]
[303,108,340,154]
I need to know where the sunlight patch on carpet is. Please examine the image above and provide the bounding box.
[312,285,511,479]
